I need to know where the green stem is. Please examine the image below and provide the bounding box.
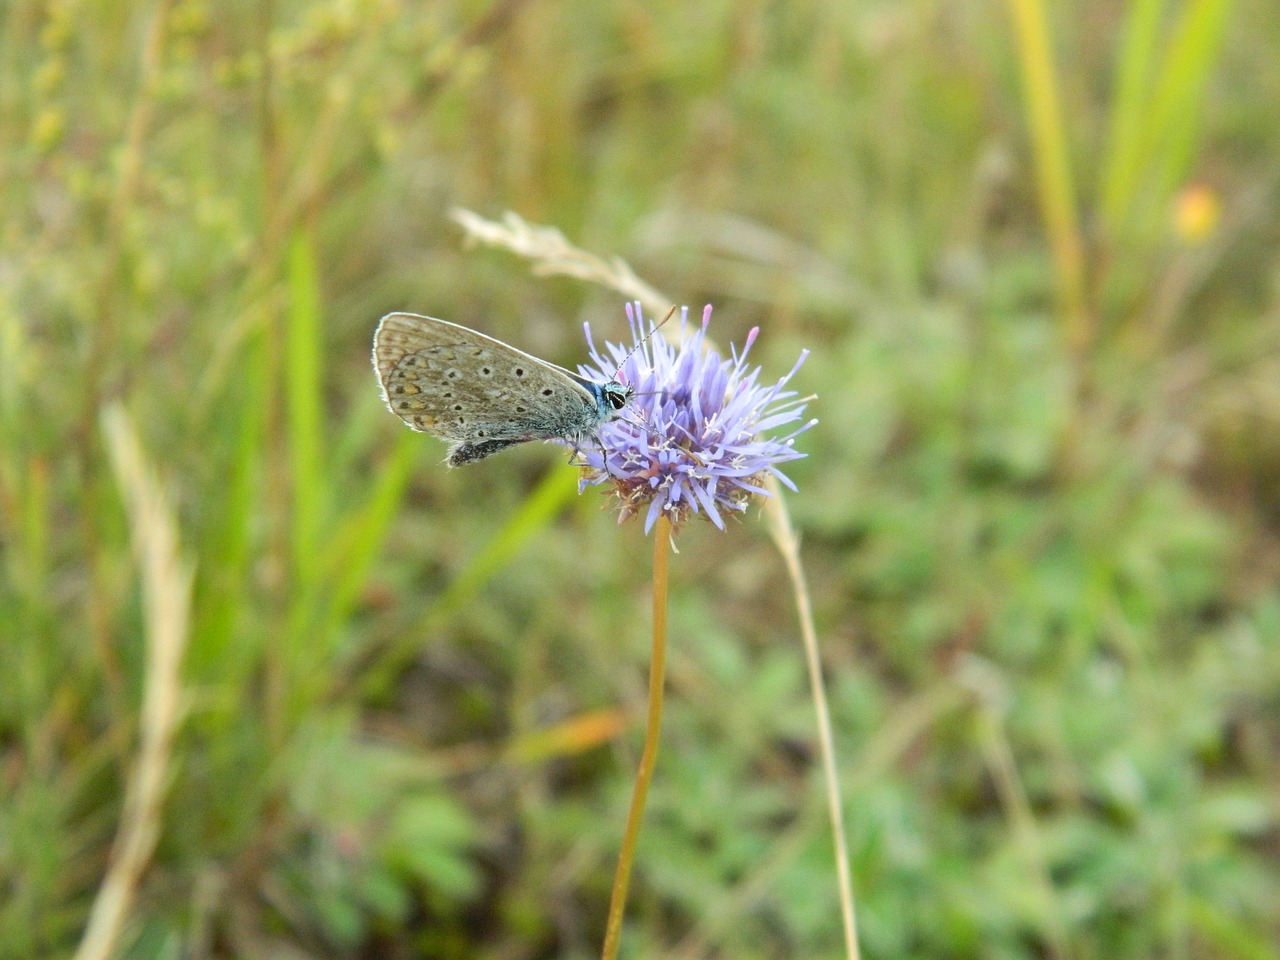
[601,513,672,960]
[1003,0,1090,356]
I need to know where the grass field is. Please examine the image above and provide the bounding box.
[3,0,1280,957]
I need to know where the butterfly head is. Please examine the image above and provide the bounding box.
[600,380,633,416]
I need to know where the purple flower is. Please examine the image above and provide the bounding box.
[576,303,815,534]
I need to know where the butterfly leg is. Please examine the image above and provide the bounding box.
[567,437,617,467]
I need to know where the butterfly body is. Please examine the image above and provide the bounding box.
[372,312,632,466]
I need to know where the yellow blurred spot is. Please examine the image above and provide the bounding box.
[29,108,65,153]
[172,0,209,36]
[34,58,65,96]
[39,17,71,51]
[326,76,353,108]
[1173,183,1220,244]
[374,122,400,158]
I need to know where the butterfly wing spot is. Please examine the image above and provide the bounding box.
[514,367,526,377]
[541,388,554,396]
[446,369,460,379]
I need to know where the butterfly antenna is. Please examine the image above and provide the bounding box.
[613,305,677,379]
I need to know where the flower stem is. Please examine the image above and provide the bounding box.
[764,485,861,960]
[601,513,672,960]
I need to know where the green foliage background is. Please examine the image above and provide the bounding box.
[2,0,1279,957]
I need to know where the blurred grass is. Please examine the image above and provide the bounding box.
[3,1,1280,958]
[1003,0,1088,352]
[1100,0,1236,248]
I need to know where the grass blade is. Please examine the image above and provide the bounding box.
[286,230,325,591]
[358,466,578,697]
[1100,0,1167,234]
[1144,0,1235,205]
[1101,0,1236,243]
[1003,0,1089,351]
[77,407,192,960]
[319,432,419,651]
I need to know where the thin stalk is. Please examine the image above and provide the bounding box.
[75,408,192,960]
[601,514,672,960]
[1003,0,1090,355]
[78,0,175,744]
[977,703,1072,960]
[763,484,861,960]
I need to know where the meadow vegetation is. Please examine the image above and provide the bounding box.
[2,0,1278,957]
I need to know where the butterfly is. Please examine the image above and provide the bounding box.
[372,312,633,466]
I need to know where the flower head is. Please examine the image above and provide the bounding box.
[576,303,815,533]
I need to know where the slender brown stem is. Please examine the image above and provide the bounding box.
[763,484,861,960]
[601,514,672,960]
